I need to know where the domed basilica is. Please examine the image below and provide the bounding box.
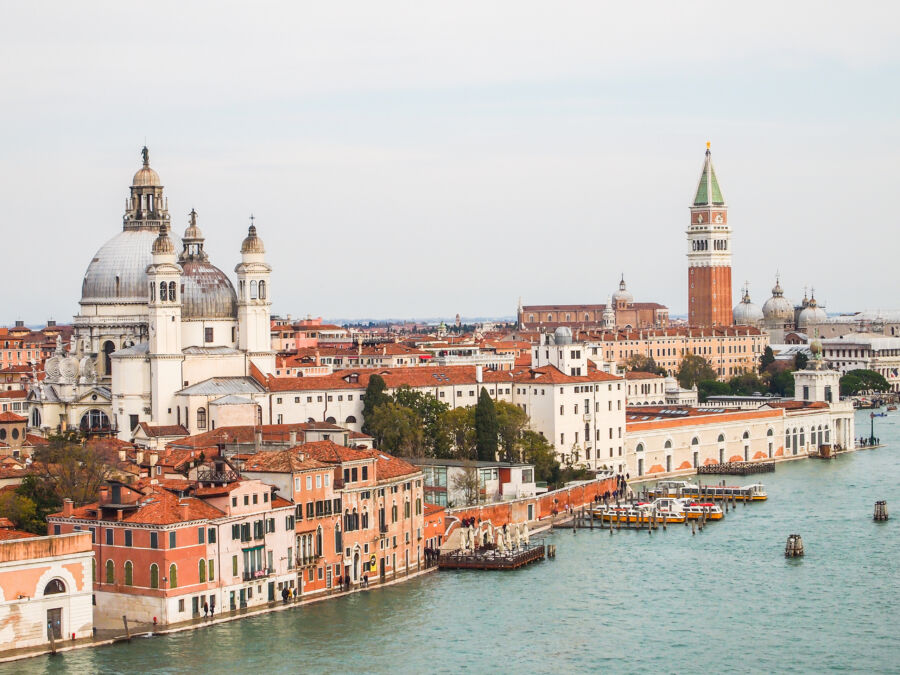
[30,148,275,440]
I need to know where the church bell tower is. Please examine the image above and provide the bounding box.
[687,144,732,327]
[236,218,275,375]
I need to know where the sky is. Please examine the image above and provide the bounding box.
[2,2,899,324]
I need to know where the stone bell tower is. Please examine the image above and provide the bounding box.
[687,143,732,327]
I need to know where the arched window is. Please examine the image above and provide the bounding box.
[80,409,111,433]
[105,559,115,584]
[315,527,323,556]
[565,313,571,322]
[404,500,410,518]
[345,415,357,424]
[416,498,422,515]
[334,522,342,553]
[325,416,336,424]
[150,282,156,302]
[208,559,215,581]
[103,340,116,374]
[197,407,207,430]
[361,509,369,529]
[150,564,159,589]
[168,281,176,301]
[30,407,41,428]
[664,439,672,449]
[44,579,66,595]
[694,437,702,446]
[169,564,177,589]
[528,314,534,323]
[636,442,644,452]
[124,561,133,586]
[199,559,206,583]
[585,313,590,321]
[258,280,266,300]
[547,313,553,321]
[742,431,750,439]
[392,503,398,522]
[160,281,168,302]
[250,280,258,299]
[717,434,725,443]
[767,428,774,437]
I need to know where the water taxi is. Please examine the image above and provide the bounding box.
[593,503,685,524]
[650,497,724,521]
[648,480,767,502]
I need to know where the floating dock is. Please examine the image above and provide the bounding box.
[438,544,546,570]
[696,461,775,476]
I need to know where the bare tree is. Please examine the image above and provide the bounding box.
[33,433,118,505]
[451,462,480,506]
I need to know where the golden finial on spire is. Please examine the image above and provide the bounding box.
[706,141,711,150]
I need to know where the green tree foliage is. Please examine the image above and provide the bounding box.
[361,374,390,437]
[840,369,890,396]
[443,406,476,459]
[677,353,718,389]
[474,387,499,461]
[697,379,730,402]
[624,353,667,376]
[15,475,61,532]
[0,491,41,534]
[393,386,452,457]
[760,346,776,371]
[794,352,809,371]
[494,401,529,462]
[519,430,560,486]
[769,369,795,397]
[367,402,425,457]
[727,372,766,396]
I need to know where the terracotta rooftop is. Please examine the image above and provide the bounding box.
[0,412,26,423]
[138,422,189,438]
[240,449,331,474]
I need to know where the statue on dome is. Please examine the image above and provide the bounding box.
[141,146,149,166]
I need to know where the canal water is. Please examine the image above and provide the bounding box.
[8,411,900,674]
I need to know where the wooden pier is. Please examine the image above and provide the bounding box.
[697,461,775,476]
[438,544,546,570]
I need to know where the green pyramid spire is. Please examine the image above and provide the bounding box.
[693,147,725,206]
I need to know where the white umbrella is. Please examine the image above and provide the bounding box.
[486,526,494,545]
[515,523,522,549]
[522,523,530,546]
[496,528,506,553]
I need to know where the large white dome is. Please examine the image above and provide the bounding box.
[733,289,763,326]
[762,277,794,322]
[80,229,183,306]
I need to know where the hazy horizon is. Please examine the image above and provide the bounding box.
[2,2,899,325]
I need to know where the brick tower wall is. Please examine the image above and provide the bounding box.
[689,266,732,326]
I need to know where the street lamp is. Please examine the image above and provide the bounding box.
[870,412,876,446]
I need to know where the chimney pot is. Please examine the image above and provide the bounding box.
[62,498,74,517]
[289,430,297,445]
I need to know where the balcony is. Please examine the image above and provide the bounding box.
[242,567,272,582]
[295,554,321,568]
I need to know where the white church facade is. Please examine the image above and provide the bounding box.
[29,149,275,440]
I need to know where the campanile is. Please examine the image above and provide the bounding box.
[687,144,732,326]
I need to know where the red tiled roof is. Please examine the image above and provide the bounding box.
[138,422,189,438]
[0,412,26,423]
[0,529,38,540]
[169,422,346,449]
[25,434,49,446]
[240,449,331,474]
[298,440,372,464]
[52,486,224,525]
[767,401,829,410]
[625,371,664,380]
[424,503,445,516]
[272,495,293,508]
[366,450,420,482]
[0,391,27,400]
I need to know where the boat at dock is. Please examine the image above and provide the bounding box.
[592,503,684,524]
[648,480,767,501]
[649,497,724,521]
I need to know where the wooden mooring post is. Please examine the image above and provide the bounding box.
[785,534,804,557]
[122,615,131,641]
[874,501,889,521]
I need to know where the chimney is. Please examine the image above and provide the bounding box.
[476,365,483,383]
[47,320,56,327]
[289,430,297,446]
[149,451,158,467]
[315,350,321,366]
[99,485,110,503]
[118,449,126,462]
[135,450,144,465]
[255,430,262,450]
[62,498,74,517]
[179,501,190,521]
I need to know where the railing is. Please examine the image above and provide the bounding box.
[242,567,272,581]
[295,555,320,568]
[197,469,240,483]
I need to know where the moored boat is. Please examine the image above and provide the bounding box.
[649,497,723,521]
[648,480,767,501]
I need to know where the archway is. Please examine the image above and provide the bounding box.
[80,409,110,434]
[102,341,116,375]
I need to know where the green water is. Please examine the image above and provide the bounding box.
[8,410,900,674]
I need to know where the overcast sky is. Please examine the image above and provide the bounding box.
[2,2,899,324]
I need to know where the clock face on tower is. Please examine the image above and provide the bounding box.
[715,213,723,224]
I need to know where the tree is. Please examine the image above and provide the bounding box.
[769,369,795,397]
[760,346,776,372]
[494,401,529,462]
[361,374,390,438]
[728,372,766,396]
[367,402,425,457]
[697,379,730,402]
[625,353,666,376]
[33,434,117,506]
[676,353,718,389]
[442,406,476,459]
[794,352,809,371]
[450,462,480,507]
[474,387,498,461]
[519,430,560,486]
[393,386,452,457]
[0,491,41,534]
[840,369,890,396]
[15,475,61,532]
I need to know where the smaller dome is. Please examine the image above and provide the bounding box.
[241,223,265,254]
[152,224,175,255]
[180,261,238,320]
[798,295,827,327]
[554,326,573,345]
[132,147,161,187]
[183,208,204,242]
[733,288,763,326]
[762,275,794,322]
[612,275,633,305]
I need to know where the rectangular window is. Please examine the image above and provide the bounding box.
[124,530,132,547]
[295,477,301,491]
[351,467,358,482]
[106,529,113,545]
[232,555,238,577]
[232,524,240,540]
[208,527,216,543]
[198,527,205,544]
[204,327,214,343]
[208,559,215,581]
[362,466,368,480]
[306,476,312,490]
[316,475,322,489]
[324,474,330,487]
[169,531,176,548]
